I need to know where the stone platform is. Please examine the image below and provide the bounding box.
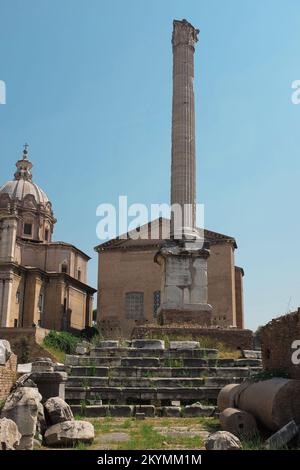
[64,341,261,417]
[132,325,254,351]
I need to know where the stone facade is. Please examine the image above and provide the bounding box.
[261,309,300,379]
[95,218,244,338]
[0,352,17,402]
[0,147,96,330]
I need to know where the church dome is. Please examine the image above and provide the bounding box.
[0,144,49,206]
[0,145,56,243]
[0,179,49,206]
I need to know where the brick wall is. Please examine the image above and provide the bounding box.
[261,309,300,378]
[0,353,17,402]
[132,325,253,350]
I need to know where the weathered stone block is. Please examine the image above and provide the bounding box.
[44,397,74,424]
[0,417,21,450]
[1,386,42,450]
[44,420,94,447]
[184,403,215,417]
[205,431,242,450]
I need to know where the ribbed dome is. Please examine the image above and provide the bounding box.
[0,179,49,206]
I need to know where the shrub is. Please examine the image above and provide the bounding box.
[80,326,99,341]
[43,331,80,354]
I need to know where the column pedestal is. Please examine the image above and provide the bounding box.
[155,239,212,326]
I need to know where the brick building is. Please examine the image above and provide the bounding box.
[95,218,244,337]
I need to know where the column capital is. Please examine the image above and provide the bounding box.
[172,19,199,48]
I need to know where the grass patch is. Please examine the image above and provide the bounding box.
[42,344,66,363]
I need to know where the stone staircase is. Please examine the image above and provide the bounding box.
[64,341,262,417]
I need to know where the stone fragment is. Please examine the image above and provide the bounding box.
[205,431,242,450]
[169,341,199,350]
[44,420,94,447]
[17,363,32,374]
[0,340,11,365]
[264,420,298,450]
[75,345,89,355]
[220,407,257,438]
[184,403,215,417]
[0,417,21,450]
[131,339,165,350]
[31,360,54,373]
[44,397,74,425]
[1,386,42,450]
[136,413,145,420]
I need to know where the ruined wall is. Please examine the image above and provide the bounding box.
[261,309,300,378]
[0,352,17,401]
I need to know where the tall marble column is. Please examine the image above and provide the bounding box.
[155,19,212,326]
[171,19,198,238]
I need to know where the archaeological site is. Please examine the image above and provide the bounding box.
[1,3,300,463]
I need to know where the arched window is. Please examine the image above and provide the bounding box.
[125,292,144,320]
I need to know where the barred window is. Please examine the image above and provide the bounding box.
[125,292,144,320]
[153,290,161,316]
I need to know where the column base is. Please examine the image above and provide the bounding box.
[157,304,212,326]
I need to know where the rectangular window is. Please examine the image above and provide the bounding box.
[24,223,32,235]
[78,269,81,281]
[61,264,67,273]
[125,292,144,320]
[153,290,161,316]
[45,229,49,241]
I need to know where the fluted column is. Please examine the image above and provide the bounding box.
[171,19,199,238]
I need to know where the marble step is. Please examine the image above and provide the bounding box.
[90,347,218,359]
[65,385,223,405]
[67,365,261,379]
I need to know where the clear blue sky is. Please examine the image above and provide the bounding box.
[1,0,300,330]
